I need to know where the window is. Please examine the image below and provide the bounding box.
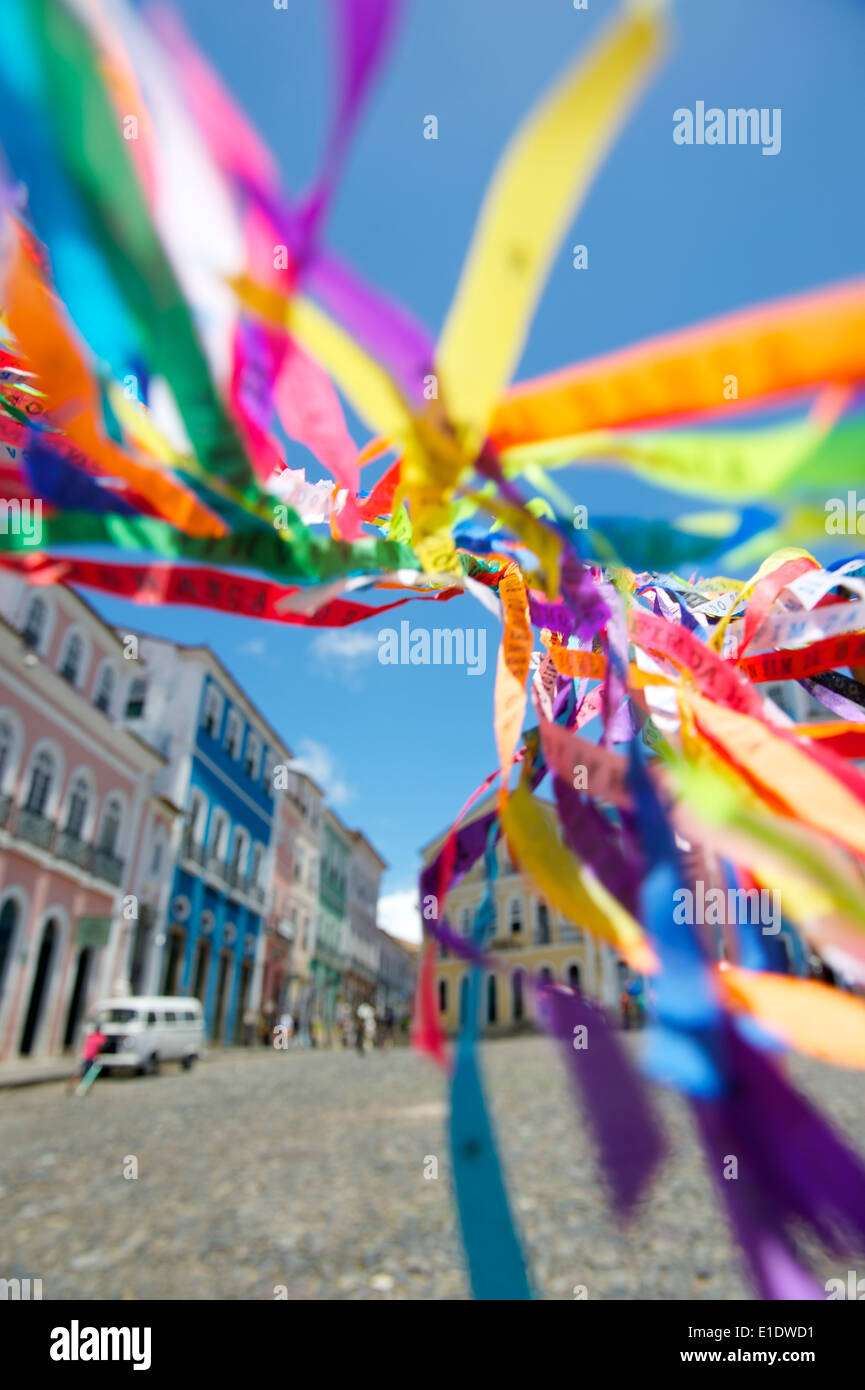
[150,838,163,875]
[125,677,147,719]
[22,596,46,650]
[509,898,523,936]
[93,665,115,714]
[25,750,54,816]
[147,1011,157,1025]
[487,974,497,1024]
[229,828,249,874]
[512,970,524,1022]
[99,796,123,855]
[165,1012,177,1024]
[536,902,550,945]
[568,964,581,992]
[64,774,90,839]
[103,1008,139,1024]
[0,718,14,789]
[59,633,84,685]
[438,979,448,1013]
[225,709,242,759]
[208,810,229,861]
[188,792,207,842]
[202,685,222,737]
[245,732,261,779]
[250,844,264,887]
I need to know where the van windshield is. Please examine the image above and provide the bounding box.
[102,1008,140,1024]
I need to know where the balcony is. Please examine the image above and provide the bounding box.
[91,847,125,887]
[2,806,125,887]
[16,808,55,851]
[559,924,582,944]
[55,830,92,872]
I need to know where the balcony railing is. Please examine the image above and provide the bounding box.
[91,847,125,887]
[16,808,55,851]
[181,835,206,869]
[55,830,92,872]
[2,805,125,887]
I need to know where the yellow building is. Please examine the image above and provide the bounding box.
[421,794,625,1035]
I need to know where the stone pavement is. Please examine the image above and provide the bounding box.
[0,1036,862,1300]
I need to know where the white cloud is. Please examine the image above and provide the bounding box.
[238,638,266,657]
[289,738,354,806]
[378,889,421,945]
[310,629,379,662]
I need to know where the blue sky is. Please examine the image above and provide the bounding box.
[94,0,865,938]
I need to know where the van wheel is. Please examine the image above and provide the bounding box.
[140,1053,159,1077]
[181,1054,196,1071]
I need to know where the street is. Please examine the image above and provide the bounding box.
[1,1036,862,1300]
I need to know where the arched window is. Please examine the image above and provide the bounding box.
[229,827,250,876]
[208,809,229,863]
[225,709,242,759]
[202,685,223,737]
[536,901,550,945]
[59,632,85,685]
[98,795,123,855]
[509,897,523,935]
[93,664,115,714]
[0,717,15,791]
[64,774,90,839]
[245,731,261,779]
[487,974,497,1024]
[0,896,19,994]
[25,750,54,816]
[250,843,264,888]
[438,978,448,1013]
[22,596,47,650]
[125,676,147,719]
[568,964,581,993]
[538,966,553,986]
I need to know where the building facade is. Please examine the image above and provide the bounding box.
[122,636,282,1044]
[279,768,324,1040]
[341,831,386,1008]
[423,794,621,1036]
[0,577,182,1061]
[313,807,351,1037]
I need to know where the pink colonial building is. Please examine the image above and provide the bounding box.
[0,573,182,1063]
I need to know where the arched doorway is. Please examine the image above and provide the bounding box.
[161,927,185,996]
[459,975,469,1027]
[63,949,92,1050]
[212,950,232,1042]
[512,969,524,1022]
[568,964,581,993]
[0,897,19,998]
[233,959,252,1044]
[487,974,497,1025]
[20,918,58,1055]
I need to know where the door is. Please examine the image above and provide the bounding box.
[233,959,251,1044]
[161,928,185,996]
[62,948,92,1050]
[192,938,211,1003]
[20,918,58,1055]
[212,951,231,1042]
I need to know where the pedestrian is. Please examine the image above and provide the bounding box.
[69,1019,107,1094]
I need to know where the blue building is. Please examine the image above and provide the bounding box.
[122,636,290,1043]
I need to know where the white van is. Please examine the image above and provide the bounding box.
[89,996,204,1076]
